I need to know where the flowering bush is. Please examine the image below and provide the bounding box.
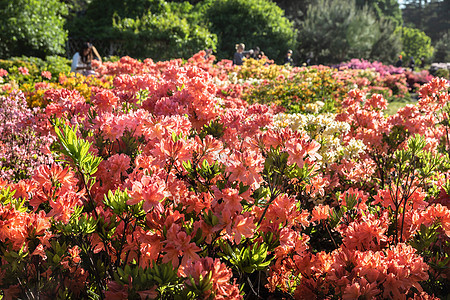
[338,58,405,76]
[242,66,348,113]
[0,91,54,181]
[0,56,70,86]
[0,52,449,299]
[338,58,439,96]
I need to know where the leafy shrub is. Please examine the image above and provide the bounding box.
[399,26,434,61]
[0,56,70,85]
[114,2,217,61]
[242,65,347,113]
[203,0,297,63]
[0,91,54,181]
[435,68,449,80]
[0,53,449,299]
[0,0,68,58]
[433,32,450,62]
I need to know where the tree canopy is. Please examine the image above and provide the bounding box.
[2,0,442,67]
[298,0,400,64]
[202,0,297,63]
[402,0,450,43]
[399,26,434,60]
[0,0,68,58]
[356,0,403,26]
[114,2,217,60]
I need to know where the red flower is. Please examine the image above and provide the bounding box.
[311,204,330,223]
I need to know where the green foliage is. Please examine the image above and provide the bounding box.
[329,191,360,228]
[433,31,450,62]
[219,241,273,274]
[355,0,403,26]
[54,206,98,235]
[0,0,68,58]
[44,56,72,77]
[66,0,166,40]
[52,118,103,210]
[298,0,382,64]
[399,26,434,61]
[369,18,402,64]
[203,0,297,63]
[0,56,70,83]
[0,187,26,213]
[113,263,185,299]
[402,0,450,43]
[53,119,102,179]
[198,119,225,140]
[410,223,450,299]
[388,135,450,243]
[243,66,346,113]
[66,0,216,60]
[182,158,224,193]
[103,189,146,220]
[114,2,217,60]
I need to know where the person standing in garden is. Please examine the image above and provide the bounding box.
[409,56,415,71]
[204,48,213,60]
[233,43,245,65]
[71,42,102,76]
[252,46,262,60]
[420,57,425,69]
[284,49,294,66]
[395,55,403,67]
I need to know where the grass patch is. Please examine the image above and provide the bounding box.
[385,95,417,116]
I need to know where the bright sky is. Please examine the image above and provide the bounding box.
[398,0,407,9]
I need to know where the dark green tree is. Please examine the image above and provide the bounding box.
[272,0,313,25]
[369,18,402,63]
[402,0,450,43]
[356,0,403,26]
[202,0,297,63]
[0,0,68,58]
[114,2,217,60]
[433,31,450,62]
[298,0,381,64]
[65,0,166,40]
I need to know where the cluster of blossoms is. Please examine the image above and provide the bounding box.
[338,58,438,92]
[0,91,54,181]
[0,51,449,299]
[272,112,365,165]
[338,58,405,75]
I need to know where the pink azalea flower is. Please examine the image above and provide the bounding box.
[18,66,29,75]
[41,70,52,80]
[128,174,170,213]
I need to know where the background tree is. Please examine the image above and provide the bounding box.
[433,31,449,62]
[202,0,297,63]
[356,0,403,26]
[0,0,68,58]
[399,26,434,61]
[369,18,402,63]
[298,0,382,64]
[65,0,166,41]
[402,0,449,43]
[114,2,217,60]
[66,0,216,60]
[272,0,313,25]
